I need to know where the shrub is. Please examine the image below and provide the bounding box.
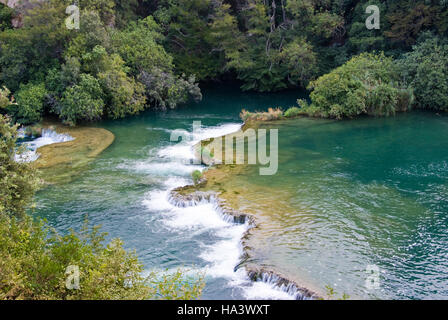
[303,53,413,119]
[0,215,205,300]
[11,83,47,125]
[0,86,14,109]
[60,74,105,126]
[0,115,41,217]
[284,107,301,118]
[192,170,202,185]
[239,107,283,121]
[0,117,204,300]
[398,34,448,111]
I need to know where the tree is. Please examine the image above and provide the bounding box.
[301,53,413,119]
[11,82,47,125]
[0,116,204,300]
[398,34,448,111]
[0,0,70,91]
[60,74,105,126]
[65,10,111,59]
[0,86,14,110]
[138,68,202,110]
[0,114,40,217]
[277,38,317,87]
[0,2,13,31]
[346,1,387,54]
[110,16,172,75]
[153,0,231,80]
[385,2,440,48]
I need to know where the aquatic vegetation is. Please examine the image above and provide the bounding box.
[240,108,284,122]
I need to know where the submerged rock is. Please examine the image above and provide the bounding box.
[33,122,115,184]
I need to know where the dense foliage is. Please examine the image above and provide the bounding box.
[0,214,204,299]
[0,115,40,217]
[300,53,414,118]
[0,115,204,299]
[0,1,201,125]
[397,34,448,111]
[0,0,447,124]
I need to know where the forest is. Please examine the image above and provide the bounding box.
[0,0,447,125]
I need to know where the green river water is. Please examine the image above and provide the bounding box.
[33,85,448,299]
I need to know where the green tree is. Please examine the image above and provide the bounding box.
[11,83,47,125]
[154,0,231,80]
[138,68,202,110]
[301,53,413,119]
[0,0,69,91]
[110,16,172,75]
[0,114,40,217]
[0,116,204,300]
[0,86,14,110]
[0,2,13,31]
[60,74,105,126]
[398,34,448,111]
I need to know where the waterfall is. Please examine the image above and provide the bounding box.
[15,128,74,162]
[137,121,318,300]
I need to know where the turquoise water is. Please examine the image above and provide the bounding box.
[33,86,304,299]
[33,85,448,299]
[232,113,448,299]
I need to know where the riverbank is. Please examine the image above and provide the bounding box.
[33,121,115,184]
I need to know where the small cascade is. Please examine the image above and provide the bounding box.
[246,270,321,300]
[168,188,320,300]
[15,128,74,162]
[138,121,319,300]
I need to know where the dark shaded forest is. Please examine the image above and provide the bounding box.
[0,0,447,122]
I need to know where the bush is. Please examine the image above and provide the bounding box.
[11,83,47,125]
[0,215,204,300]
[60,74,105,126]
[0,116,204,300]
[303,53,413,119]
[192,170,203,185]
[398,35,448,111]
[284,107,301,118]
[0,115,41,217]
[0,86,14,109]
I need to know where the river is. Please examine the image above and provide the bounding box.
[33,85,448,299]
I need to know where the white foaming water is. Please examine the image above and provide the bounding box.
[131,161,202,176]
[15,129,74,162]
[138,122,296,300]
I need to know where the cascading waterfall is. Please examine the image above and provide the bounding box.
[139,122,316,300]
[15,128,74,162]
